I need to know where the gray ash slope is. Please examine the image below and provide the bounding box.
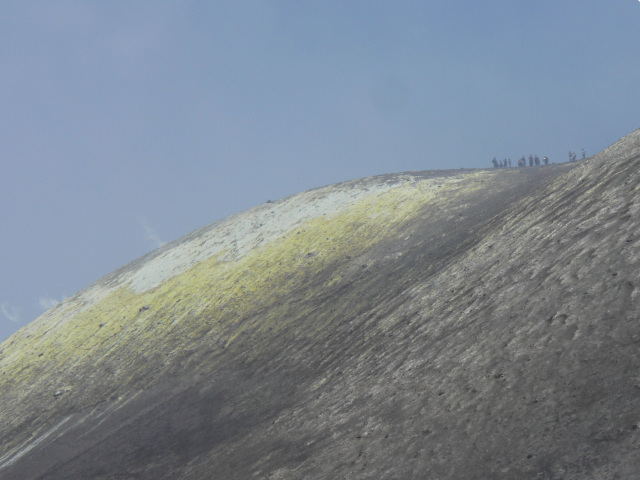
[1,129,640,479]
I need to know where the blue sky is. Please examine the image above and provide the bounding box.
[1,1,639,340]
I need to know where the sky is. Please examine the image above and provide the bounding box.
[1,1,639,340]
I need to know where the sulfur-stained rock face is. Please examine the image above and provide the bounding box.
[1,130,640,479]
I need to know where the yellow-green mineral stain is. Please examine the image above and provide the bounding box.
[0,172,491,402]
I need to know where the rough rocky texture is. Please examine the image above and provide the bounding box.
[1,129,640,479]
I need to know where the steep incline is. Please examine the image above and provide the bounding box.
[1,129,639,479]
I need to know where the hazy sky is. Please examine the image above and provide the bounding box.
[1,1,639,340]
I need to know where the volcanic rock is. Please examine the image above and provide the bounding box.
[1,129,640,479]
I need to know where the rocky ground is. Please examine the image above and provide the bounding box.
[1,130,639,479]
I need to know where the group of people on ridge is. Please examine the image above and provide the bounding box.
[492,148,587,169]
[492,155,548,169]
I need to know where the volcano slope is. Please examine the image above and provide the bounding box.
[2,131,640,479]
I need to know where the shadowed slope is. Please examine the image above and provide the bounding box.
[1,130,640,479]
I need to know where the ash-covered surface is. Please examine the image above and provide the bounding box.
[2,130,640,479]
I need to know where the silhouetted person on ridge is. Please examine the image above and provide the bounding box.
[582,149,586,159]
[492,157,498,168]
[543,156,549,165]
[534,155,540,166]
[508,158,512,167]
[529,155,534,167]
